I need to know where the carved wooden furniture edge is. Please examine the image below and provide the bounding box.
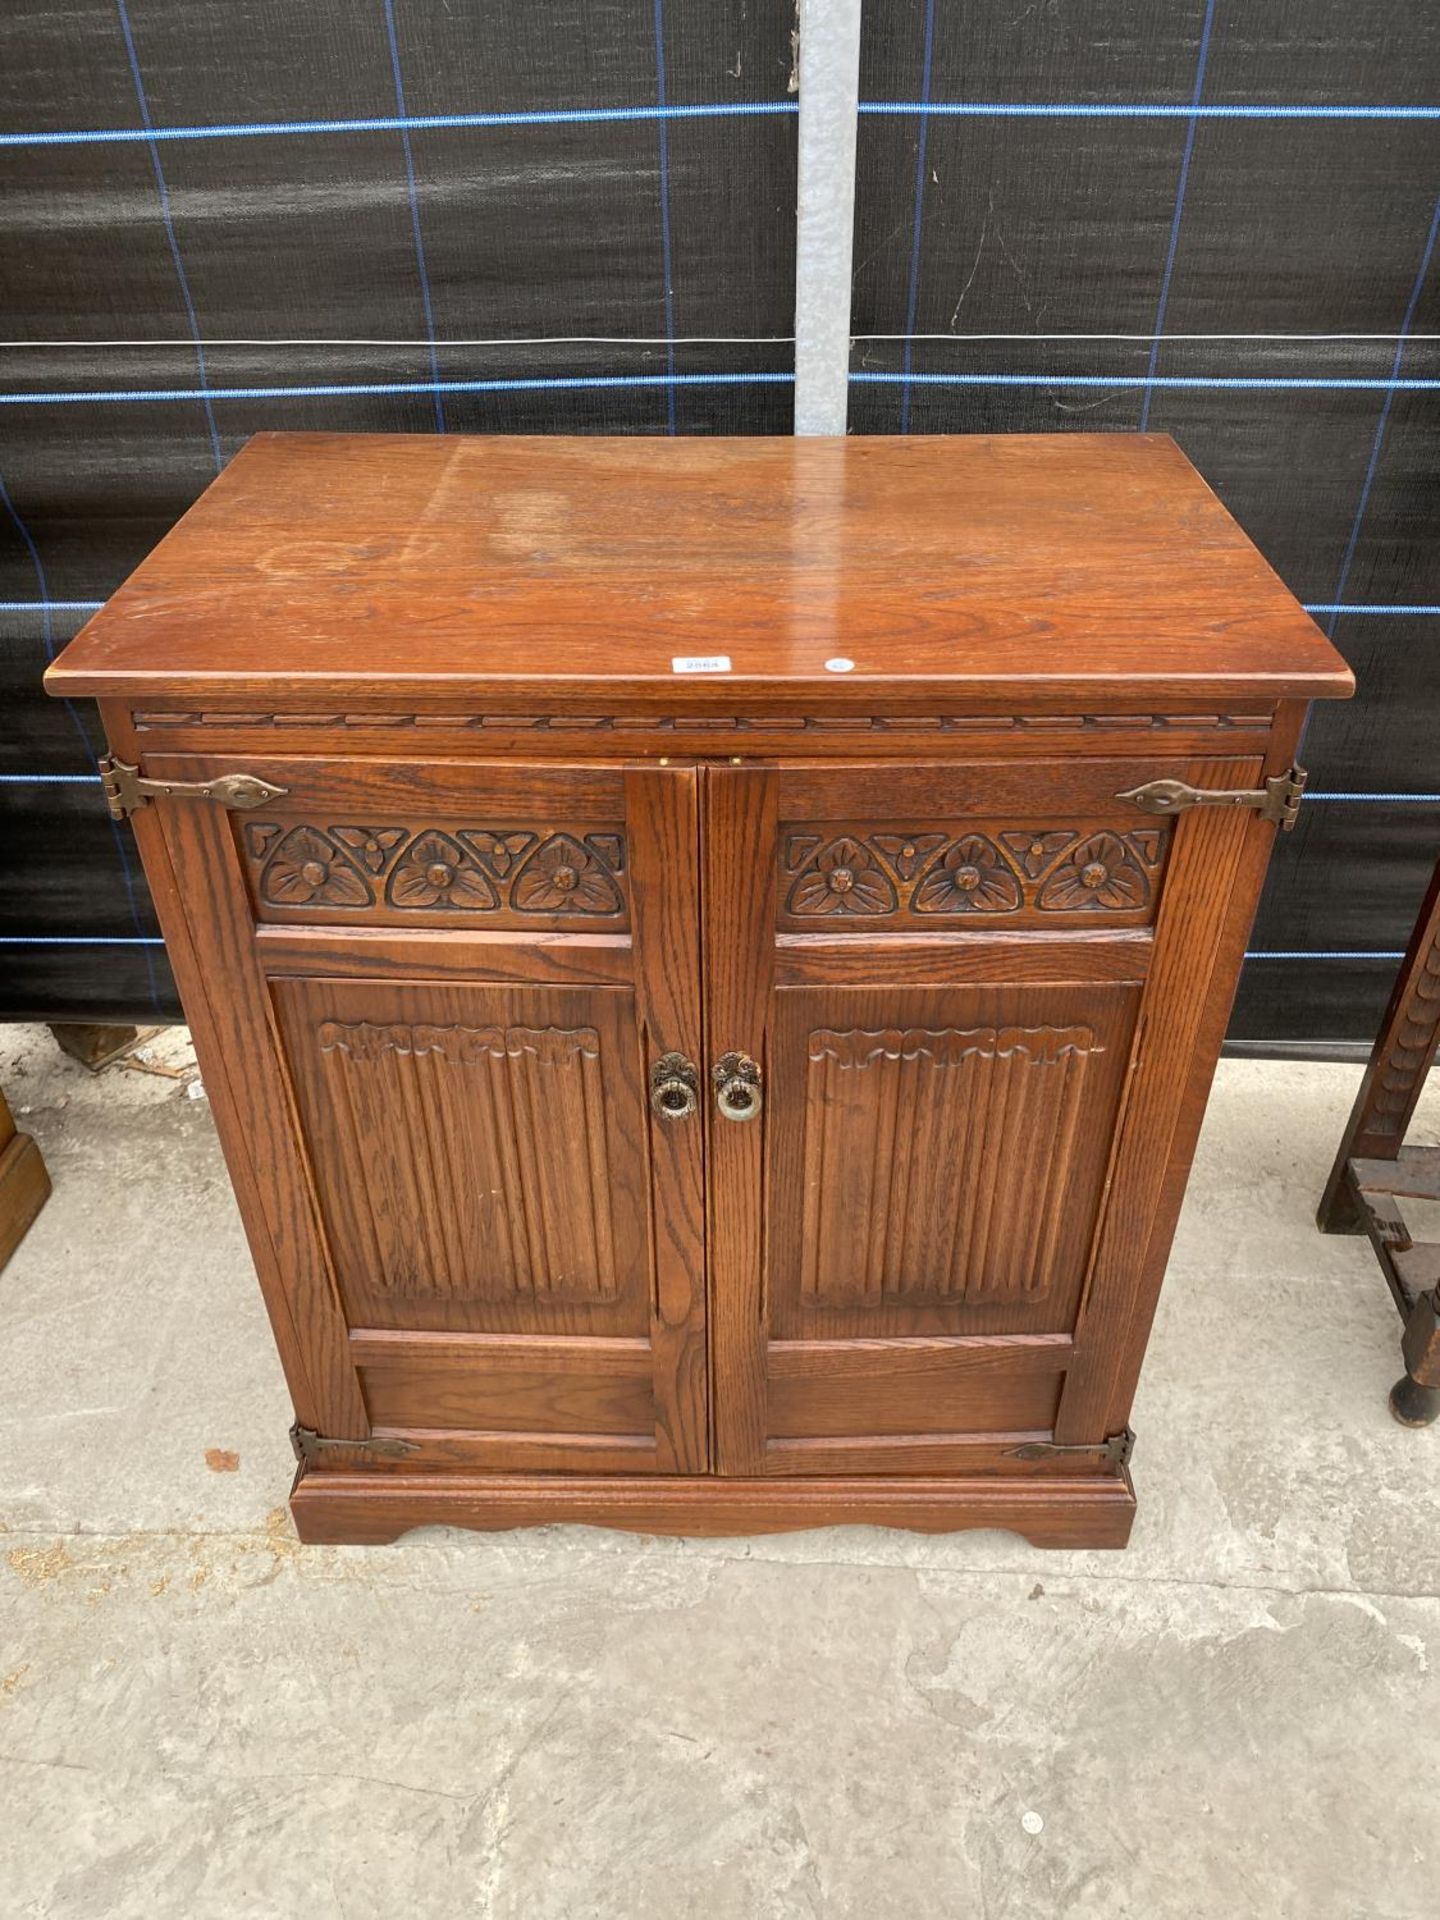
[131,709,1277,734]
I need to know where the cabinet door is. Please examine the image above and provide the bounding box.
[140,755,707,1474]
[703,753,1268,1477]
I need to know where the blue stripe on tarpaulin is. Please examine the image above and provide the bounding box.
[1139,0,1218,433]
[0,454,162,1007]
[0,372,794,405]
[1320,191,1440,644]
[1304,604,1440,615]
[860,102,1440,120]
[381,0,445,434]
[114,0,222,473]
[0,601,105,612]
[1245,951,1406,961]
[0,372,1429,407]
[851,373,1440,391]
[0,102,800,148]
[0,101,1430,148]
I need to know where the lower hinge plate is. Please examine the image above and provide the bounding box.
[1004,1428,1136,1472]
[290,1422,419,1465]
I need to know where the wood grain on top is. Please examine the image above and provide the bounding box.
[45,432,1353,709]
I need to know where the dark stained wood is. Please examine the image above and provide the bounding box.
[625,766,709,1472]
[143,793,368,1436]
[1318,849,1440,1231]
[256,925,636,988]
[46,433,1354,1547]
[0,1088,50,1274]
[703,766,777,1474]
[48,434,1353,711]
[1053,752,1276,1440]
[48,1024,155,1071]
[272,976,653,1335]
[1318,845,1440,1418]
[120,710,1281,765]
[773,930,1153,988]
[289,1466,1139,1546]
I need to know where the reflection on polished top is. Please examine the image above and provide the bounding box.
[45,431,1353,711]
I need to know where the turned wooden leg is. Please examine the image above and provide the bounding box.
[1317,857,1440,1236]
[1393,1290,1440,1427]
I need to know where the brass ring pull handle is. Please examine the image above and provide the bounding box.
[712,1051,763,1123]
[649,1052,700,1122]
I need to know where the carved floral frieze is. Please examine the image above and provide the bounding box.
[782,823,1167,919]
[244,821,626,917]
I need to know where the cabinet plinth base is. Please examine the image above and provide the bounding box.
[290,1468,1137,1548]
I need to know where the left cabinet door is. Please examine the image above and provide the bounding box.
[134,753,708,1475]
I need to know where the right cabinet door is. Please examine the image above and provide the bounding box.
[703,752,1269,1477]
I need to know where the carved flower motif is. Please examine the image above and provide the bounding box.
[788,837,898,916]
[457,829,538,878]
[262,826,371,907]
[330,825,408,874]
[872,832,947,881]
[999,829,1077,880]
[1037,832,1149,911]
[913,835,1021,914]
[387,830,499,910]
[512,834,624,915]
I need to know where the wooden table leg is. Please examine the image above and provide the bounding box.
[0,1086,50,1273]
[1317,851,1440,1422]
[1396,1289,1440,1427]
[1318,855,1440,1234]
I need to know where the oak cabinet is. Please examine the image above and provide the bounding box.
[47,431,1352,1546]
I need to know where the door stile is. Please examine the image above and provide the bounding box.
[1053,751,1276,1443]
[625,766,709,1471]
[141,798,369,1437]
[702,765,777,1474]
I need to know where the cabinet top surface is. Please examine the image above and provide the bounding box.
[47,432,1352,709]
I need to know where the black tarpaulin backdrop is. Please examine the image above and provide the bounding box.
[2,1,1438,1045]
[850,0,1440,1044]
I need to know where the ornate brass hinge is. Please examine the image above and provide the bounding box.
[99,754,288,822]
[289,1423,420,1465]
[1004,1428,1136,1472]
[1116,764,1307,832]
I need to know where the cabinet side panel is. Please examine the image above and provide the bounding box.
[1055,737,1297,1442]
[139,801,368,1435]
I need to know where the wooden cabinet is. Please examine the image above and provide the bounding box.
[47,432,1352,1546]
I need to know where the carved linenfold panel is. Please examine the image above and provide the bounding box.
[242,820,627,921]
[799,1025,1100,1306]
[781,822,1168,922]
[314,1021,618,1302]
[134,709,1275,733]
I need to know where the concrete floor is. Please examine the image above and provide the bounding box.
[2,1025,1438,1920]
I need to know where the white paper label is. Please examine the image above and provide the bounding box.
[671,654,732,674]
